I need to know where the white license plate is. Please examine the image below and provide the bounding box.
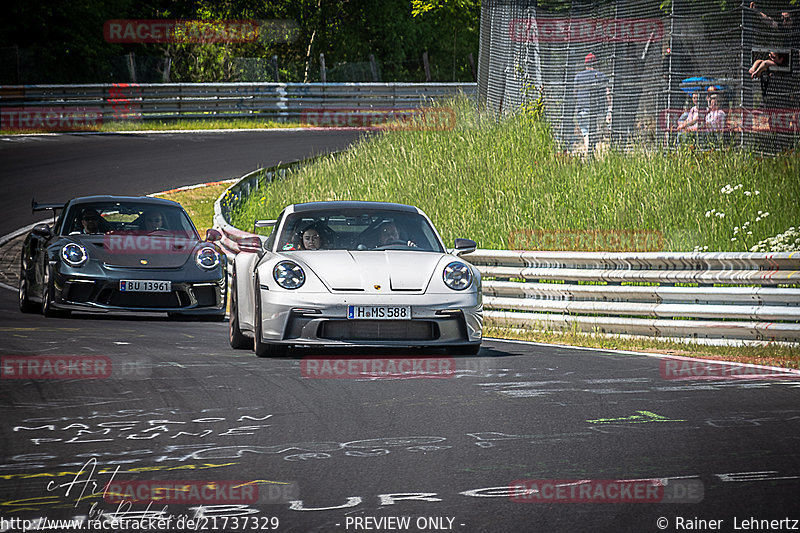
[347,305,411,320]
[120,280,171,292]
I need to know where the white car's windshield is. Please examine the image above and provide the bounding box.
[276,209,444,253]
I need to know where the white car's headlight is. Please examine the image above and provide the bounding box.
[274,261,305,289]
[443,261,472,290]
[196,247,220,269]
[61,243,88,267]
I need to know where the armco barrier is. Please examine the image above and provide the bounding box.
[212,157,323,262]
[472,250,800,342]
[0,82,475,123]
[214,174,800,344]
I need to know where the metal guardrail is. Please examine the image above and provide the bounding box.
[211,163,800,345]
[0,82,476,121]
[471,250,800,342]
[212,157,322,261]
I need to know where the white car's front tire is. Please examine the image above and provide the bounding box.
[253,275,289,358]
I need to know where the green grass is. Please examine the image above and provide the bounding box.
[485,324,800,369]
[158,100,799,368]
[151,181,233,238]
[230,96,800,253]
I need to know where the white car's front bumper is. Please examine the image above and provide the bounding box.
[258,290,482,347]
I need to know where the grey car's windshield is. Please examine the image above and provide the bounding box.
[276,209,444,253]
[61,202,199,238]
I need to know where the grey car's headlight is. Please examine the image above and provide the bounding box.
[196,247,220,269]
[443,261,472,290]
[61,243,88,267]
[274,261,305,289]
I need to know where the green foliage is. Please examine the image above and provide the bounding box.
[2,0,480,83]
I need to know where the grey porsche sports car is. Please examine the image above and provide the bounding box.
[19,195,227,319]
[228,201,482,356]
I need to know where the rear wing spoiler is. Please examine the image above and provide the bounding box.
[32,198,65,225]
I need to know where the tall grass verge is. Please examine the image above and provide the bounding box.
[230,96,799,252]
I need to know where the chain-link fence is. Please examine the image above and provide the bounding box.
[478,0,800,154]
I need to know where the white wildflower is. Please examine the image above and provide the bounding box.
[744,191,751,196]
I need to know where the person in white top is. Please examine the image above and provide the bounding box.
[704,92,726,132]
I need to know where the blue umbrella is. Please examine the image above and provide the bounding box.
[680,76,714,93]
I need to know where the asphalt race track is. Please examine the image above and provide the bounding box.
[1,132,799,532]
[0,130,366,236]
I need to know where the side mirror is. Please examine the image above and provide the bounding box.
[32,223,53,238]
[238,236,263,254]
[205,228,222,242]
[453,238,477,255]
[254,219,277,232]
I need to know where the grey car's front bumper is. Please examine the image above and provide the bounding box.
[52,267,226,315]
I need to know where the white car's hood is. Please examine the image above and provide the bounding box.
[293,250,442,292]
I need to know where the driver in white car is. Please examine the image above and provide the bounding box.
[378,222,416,247]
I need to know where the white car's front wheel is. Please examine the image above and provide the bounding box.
[253,275,288,358]
[229,272,252,350]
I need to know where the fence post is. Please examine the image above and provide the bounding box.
[319,53,327,83]
[272,55,280,82]
[468,53,477,82]
[423,51,431,82]
[161,56,172,83]
[369,54,378,82]
[126,53,137,83]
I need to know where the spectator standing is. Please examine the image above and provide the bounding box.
[704,89,727,145]
[573,53,612,154]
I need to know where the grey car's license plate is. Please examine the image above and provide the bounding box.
[120,280,171,292]
[347,305,411,320]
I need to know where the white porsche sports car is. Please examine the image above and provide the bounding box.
[228,201,482,356]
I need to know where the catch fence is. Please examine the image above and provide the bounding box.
[478,0,800,154]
